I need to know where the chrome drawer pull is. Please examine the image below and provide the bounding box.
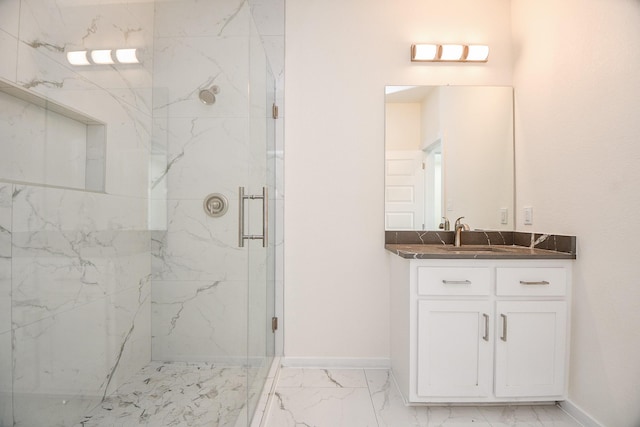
[482,313,489,342]
[519,280,550,285]
[441,280,472,285]
[500,314,507,342]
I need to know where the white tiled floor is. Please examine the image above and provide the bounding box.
[264,368,583,427]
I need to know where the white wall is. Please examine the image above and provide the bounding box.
[512,1,640,425]
[421,89,441,147]
[385,103,421,151]
[284,0,512,362]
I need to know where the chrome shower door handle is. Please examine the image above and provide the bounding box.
[239,186,246,247]
[261,186,268,248]
[238,186,268,248]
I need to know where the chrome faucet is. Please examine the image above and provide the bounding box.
[454,216,470,247]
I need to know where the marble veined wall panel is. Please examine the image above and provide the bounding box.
[0,184,12,427]
[7,185,151,426]
[12,0,154,198]
[15,45,153,197]
[151,198,248,282]
[0,0,20,37]
[69,87,152,198]
[0,0,20,82]
[12,280,150,427]
[18,0,154,88]
[150,0,284,364]
[11,185,148,239]
[15,0,154,116]
[159,117,250,198]
[248,0,285,37]
[0,30,18,82]
[0,0,156,425]
[0,92,88,190]
[151,279,246,362]
[11,185,150,327]
[152,35,250,119]
[0,185,11,335]
[154,0,250,38]
[0,330,11,426]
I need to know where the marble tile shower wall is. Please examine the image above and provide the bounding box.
[0,0,154,425]
[0,187,12,425]
[150,0,269,364]
[0,0,284,425]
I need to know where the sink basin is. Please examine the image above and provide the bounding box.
[443,246,501,252]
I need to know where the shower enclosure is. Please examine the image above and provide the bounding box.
[0,0,282,425]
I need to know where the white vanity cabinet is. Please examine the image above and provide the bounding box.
[389,256,572,404]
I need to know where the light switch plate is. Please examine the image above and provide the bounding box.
[524,207,533,225]
[500,208,508,225]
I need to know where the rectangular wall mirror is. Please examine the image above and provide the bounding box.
[385,85,514,231]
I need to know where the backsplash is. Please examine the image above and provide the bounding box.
[385,230,576,255]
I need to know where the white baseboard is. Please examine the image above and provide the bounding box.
[281,357,391,369]
[559,400,604,427]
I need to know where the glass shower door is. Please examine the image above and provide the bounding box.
[149,1,276,425]
[245,23,277,424]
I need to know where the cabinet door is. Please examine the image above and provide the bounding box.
[495,301,567,397]
[417,300,492,397]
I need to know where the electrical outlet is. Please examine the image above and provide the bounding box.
[524,207,533,225]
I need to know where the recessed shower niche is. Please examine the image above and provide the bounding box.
[0,78,106,192]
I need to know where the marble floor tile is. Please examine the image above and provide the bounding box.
[74,365,582,427]
[264,368,583,427]
[277,367,368,388]
[77,361,249,427]
[268,387,378,427]
[365,368,431,427]
[475,404,584,427]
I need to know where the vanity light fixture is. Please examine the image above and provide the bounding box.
[411,44,489,62]
[66,48,141,66]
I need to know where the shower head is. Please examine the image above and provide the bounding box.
[199,85,220,105]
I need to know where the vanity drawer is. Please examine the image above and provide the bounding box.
[496,267,566,296]
[417,267,491,296]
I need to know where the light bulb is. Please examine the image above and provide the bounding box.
[66,51,90,66]
[91,50,114,65]
[411,44,438,61]
[440,44,464,61]
[466,45,489,62]
[115,48,139,64]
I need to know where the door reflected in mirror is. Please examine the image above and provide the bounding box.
[385,86,514,231]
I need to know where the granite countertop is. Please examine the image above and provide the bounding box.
[385,230,577,260]
[385,244,577,260]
